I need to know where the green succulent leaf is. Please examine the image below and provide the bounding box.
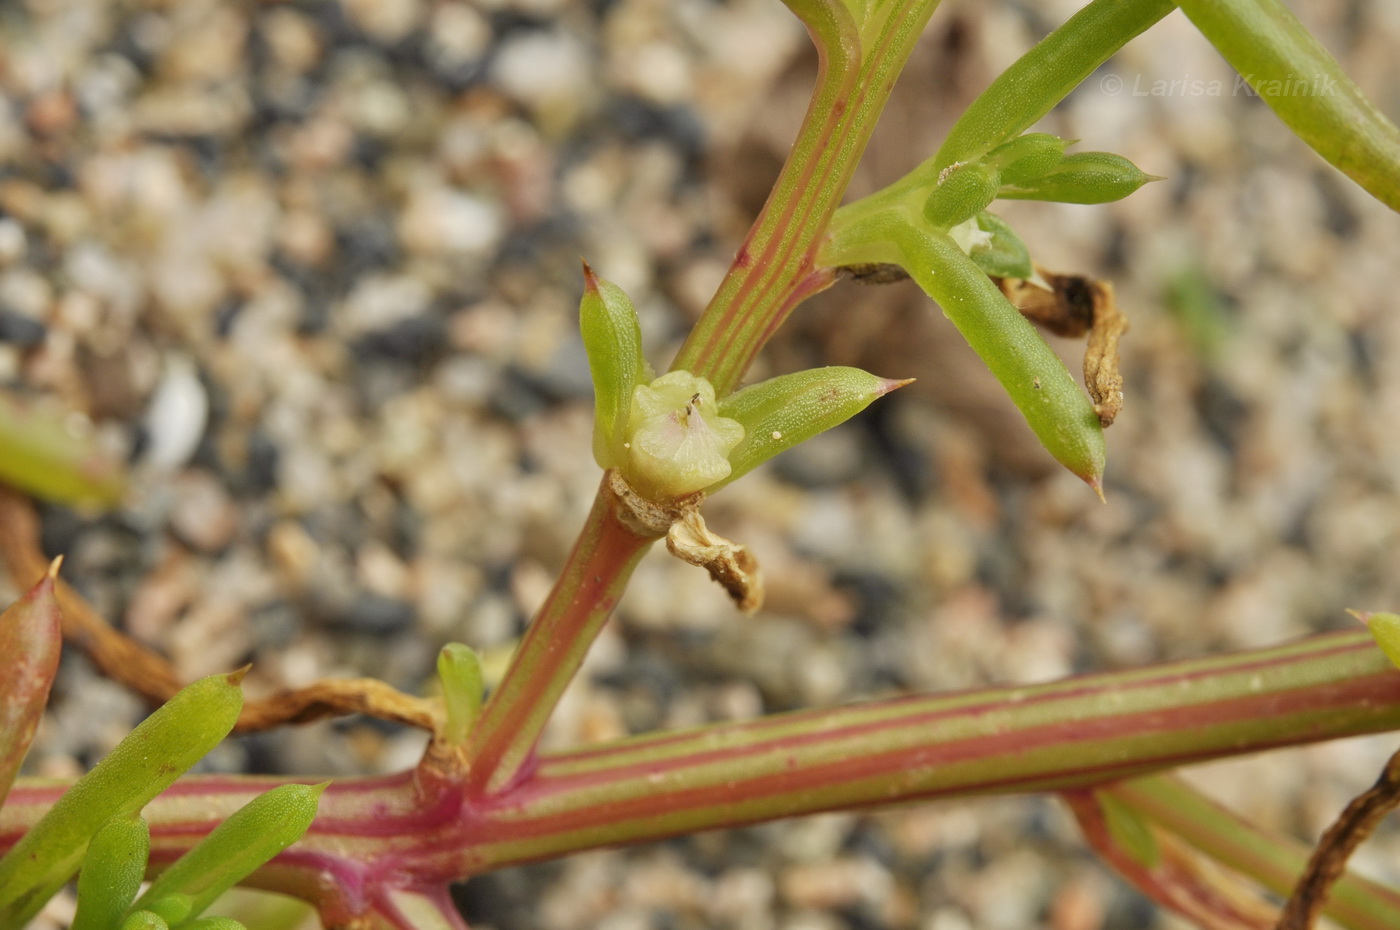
[72,815,150,930]
[438,643,485,747]
[0,670,245,929]
[1363,612,1400,673]
[0,565,61,808]
[985,133,1068,186]
[1177,0,1400,212]
[715,367,910,488]
[144,895,194,928]
[126,783,326,928]
[897,228,1105,492]
[0,393,125,509]
[580,262,649,470]
[181,920,247,930]
[999,151,1160,204]
[964,212,1033,280]
[933,0,1175,171]
[923,162,1000,229]
[119,912,169,930]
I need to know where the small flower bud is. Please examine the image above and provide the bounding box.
[923,162,1000,229]
[986,133,1068,186]
[437,643,484,747]
[624,371,744,501]
[999,151,1160,204]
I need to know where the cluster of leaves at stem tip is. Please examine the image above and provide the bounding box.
[927,135,1159,278]
[0,579,324,930]
[578,261,910,503]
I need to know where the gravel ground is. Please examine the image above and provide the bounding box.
[4,0,1400,928]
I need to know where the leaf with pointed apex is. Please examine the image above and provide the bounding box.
[716,367,911,488]
[933,0,1175,171]
[1362,612,1400,673]
[897,229,1105,493]
[0,562,61,807]
[999,151,1161,204]
[579,263,649,470]
[0,670,245,928]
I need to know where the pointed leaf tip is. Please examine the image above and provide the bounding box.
[1363,612,1400,673]
[876,377,916,396]
[46,554,63,581]
[1346,608,1372,624]
[0,561,64,809]
[227,664,252,686]
[581,258,600,292]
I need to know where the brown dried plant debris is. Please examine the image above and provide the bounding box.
[0,487,437,734]
[1276,745,1400,930]
[666,509,764,614]
[606,469,765,613]
[994,269,1127,428]
[837,262,1128,428]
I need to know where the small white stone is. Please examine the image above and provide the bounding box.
[142,354,208,471]
[0,218,27,265]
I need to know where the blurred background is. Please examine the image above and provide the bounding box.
[3,0,1400,927]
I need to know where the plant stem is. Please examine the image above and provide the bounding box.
[5,630,1397,922]
[468,0,945,797]
[1112,774,1400,930]
[465,473,655,796]
[670,0,945,395]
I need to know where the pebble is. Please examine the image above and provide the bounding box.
[334,591,418,637]
[7,1,1400,928]
[0,217,27,264]
[141,355,209,472]
[168,469,241,552]
[0,308,46,347]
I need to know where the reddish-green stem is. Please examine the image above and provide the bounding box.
[465,474,654,796]
[1108,774,1400,930]
[5,630,1398,925]
[670,0,945,394]
[468,0,946,799]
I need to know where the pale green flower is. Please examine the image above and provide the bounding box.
[623,371,744,500]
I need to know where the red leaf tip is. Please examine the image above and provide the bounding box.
[876,377,916,397]
[581,258,600,293]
